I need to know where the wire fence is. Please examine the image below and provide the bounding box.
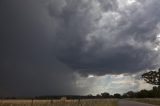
[0,99,117,106]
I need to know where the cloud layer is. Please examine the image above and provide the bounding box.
[47,0,160,75]
[0,0,160,96]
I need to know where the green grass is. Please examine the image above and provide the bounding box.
[128,98,160,106]
[0,99,118,106]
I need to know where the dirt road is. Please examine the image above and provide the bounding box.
[118,100,157,106]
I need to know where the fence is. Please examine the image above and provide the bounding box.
[0,99,117,106]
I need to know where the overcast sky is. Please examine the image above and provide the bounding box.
[0,0,160,97]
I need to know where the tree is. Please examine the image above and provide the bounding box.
[142,68,160,85]
[126,91,135,98]
[151,86,160,97]
[87,94,93,97]
[142,68,160,97]
[136,89,151,98]
[114,93,121,98]
[96,94,101,97]
[101,92,110,98]
[122,93,128,98]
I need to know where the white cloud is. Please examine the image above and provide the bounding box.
[154,34,160,51]
[127,0,136,4]
[75,72,153,95]
[117,0,138,8]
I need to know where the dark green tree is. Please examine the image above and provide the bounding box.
[142,68,160,97]
[142,68,160,85]
[101,92,110,98]
[136,89,152,98]
[96,94,101,97]
[113,93,121,98]
[126,91,135,98]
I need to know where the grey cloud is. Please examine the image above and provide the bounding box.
[98,0,118,11]
[1,0,160,96]
[46,0,160,75]
[0,0,86,96]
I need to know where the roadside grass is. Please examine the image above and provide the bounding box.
[128,98,160,106]
[0,99,118,106]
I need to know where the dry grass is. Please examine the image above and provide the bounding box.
[128,98,160,106]
[0,99,118,106]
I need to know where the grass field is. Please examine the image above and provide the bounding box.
[0,99,118,106]
[128,98,160,105]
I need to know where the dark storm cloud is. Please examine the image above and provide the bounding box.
[1,0,160,96]
[0,0,84,96]
[46,0,160,75]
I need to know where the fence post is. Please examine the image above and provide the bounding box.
[50,99,53,106]
[0,99,1,106]
[31,99,34,106]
